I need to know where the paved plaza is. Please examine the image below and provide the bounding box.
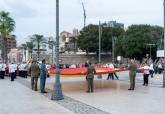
[0,71,165,114]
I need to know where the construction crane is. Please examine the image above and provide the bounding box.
[82,2,86,28]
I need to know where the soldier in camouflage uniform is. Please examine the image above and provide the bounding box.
[29,60,40,91]
[128,60,137,90]
[86,62,96,93]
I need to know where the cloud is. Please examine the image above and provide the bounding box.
[0,0,38,19]
[0,0,164,45]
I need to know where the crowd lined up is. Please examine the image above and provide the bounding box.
[0,58,163,93]
[0,60,50,93]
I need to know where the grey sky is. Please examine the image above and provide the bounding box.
[0,0,163,45]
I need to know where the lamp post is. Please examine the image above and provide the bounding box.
[99,21,101,65]
[163,0,165,87]
[146,43,155,60]
[112,36,117,64]
[112,36,114,63]
[97,21,102,79]
[51,0,64,100]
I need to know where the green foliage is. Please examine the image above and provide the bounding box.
[77,24,124,54]
[26,42,34,52]
[0,11,15,36]
[115,24,163,60]
[30,34,46,60]
[0,11,15,63]
[30,34,46,51]
[102,27,124,53]
[26,41,34,59]
[77,24,98,54]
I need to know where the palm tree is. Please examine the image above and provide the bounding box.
[0,11,15,63]
[30,34,46,61]
[21,44,27,62]
[26,41,34,59]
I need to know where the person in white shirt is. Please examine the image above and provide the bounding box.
[0,63,3,79]
[143,62,150,86]
[2,63,6,79]
[0,63,6,79]
[22,63,28,78]
[19,62,28,78]
[158,63,162,74]
[9,63,16,81]
[18,63,23,77]
[70,64,76,68]
[107,62,119,80]
[149,63,154,78]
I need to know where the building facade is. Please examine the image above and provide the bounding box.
[0,35,17,52]
[104,21,124,29]
[0,35,17,62]
[59,29,79,53]
[8,48,23,63]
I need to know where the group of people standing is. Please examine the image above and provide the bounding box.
[128,60,156,90]
[29,59,47,93]
[0,59,48,93]
[0,63,18,81]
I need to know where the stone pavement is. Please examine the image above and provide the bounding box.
[0,78,74,114]
[45,72,165,114]
[1,72,165,114]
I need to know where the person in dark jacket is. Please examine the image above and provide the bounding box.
[40,59,47,93]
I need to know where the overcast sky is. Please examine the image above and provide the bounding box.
[0,0,163,45]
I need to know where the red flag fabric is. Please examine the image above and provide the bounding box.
[48,67,126,77]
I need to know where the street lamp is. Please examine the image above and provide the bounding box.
[97,21,102,79]
[146,43,155,60]
[51,0,64,100]
[163,0,165,87]
[99,21,101,65]
[112,36,117,64]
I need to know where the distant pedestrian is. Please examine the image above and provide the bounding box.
[85,60,90,67]
[86,62,96,93]
[143,62,150,86]
[40,59,47,93]
[9,63,16,81]
[107,62,119,80]
[128,60,137,90]
[158,63,162,74]
[29,60,40,91]
[149,63,154,78]
[85,60,90,80]
[0,63,6,79]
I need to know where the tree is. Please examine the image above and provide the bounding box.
[0,11,15,63]
[77,24,124,54]
[101,27,124,53]
[26,41,34,59]
[115,25,163,60]
[30,34,46,61]
[21,44,27,61]
[77,24,98,54]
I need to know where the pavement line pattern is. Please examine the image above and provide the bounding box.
[16,78,110,114]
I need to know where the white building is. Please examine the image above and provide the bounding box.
[59,29,79,53]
